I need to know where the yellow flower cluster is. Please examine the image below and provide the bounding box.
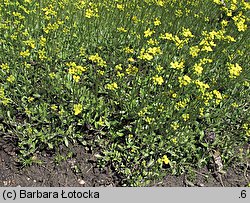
[178,75,191,87]
[170,60,185,71]
[242,123,250,137]
[66,62,87,82]
[0,86,11,106]
[20,50,30,57]
[85,4,99,18]
[160,28,193,49]
[227,63,242,78]
[105,82,118,90]
[88,53,107,67]
[144,28,155,38]
[138,107,148,117]
[158,155,170,165]
[73,104,83,115]
[181,27,194,38]
[171,122,179,130]
[138,47,162,61]
[117,27,128,33]
[182,113,190,121]
[152,75,164,85]
[126,64,138,75]
[175,98,190,110]
[194,80,210,93]
[0,63,9,72]
[232,12,248,32]
[189,46,200,57]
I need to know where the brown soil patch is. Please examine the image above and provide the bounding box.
[0,139,249,187]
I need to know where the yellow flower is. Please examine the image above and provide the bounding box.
[228,63,242,78]
[126,64,138,75]
[152,75,164,85]
[0,87,5,98]
[170,60,185,71]
[156,0,164,6]
[117,27,127,33]
[20,50,30,57]
[124,47,134,54]
[201,45,213,52]
[49,72,56,79]
[221,20,229,27]
[132,15,139,24]
[160,32,173,40]
[213,90,222,100]
[194,80,210,93]
[0,63,9,71]
[173,35,186,48]
[171,122,179,130]
[156,65,163,72]
[172,93,177,98]
[138,48,154,61]
[28,97,34,103]
[24,38,35,49]
[51,104,58,111]
[73,75,80,82]
[97,70,105,75]
[25,107,31,115]
[199,108,204,117]
[182,28,194,38]
[105,82,118,90]
[7,75,15,83]
[147,46,162,55]
[243,123,248,130]
[162,155,170,165]
[38,48,47,60]
[116,4,124,11]
[182,113,190,121]
[175,98,189,110]
[199,58,213,64]
[144,28,155,38]
[193,63,203,75]
[189,46,200,57]
[213,0,224,5]
[88,53,106,67]
[154,18,161,26]
[233,14,247,32]
[147,38,159,45]
[183,75,191,83]
[172,138,177,144]
[127,57,135,62]
[231,102,239,108]
[85,9,95,18]
[144,116,154,124]
[178,75,191,86]
[73,104,83,115]
[39,36,46,47]
[115,64,123,71]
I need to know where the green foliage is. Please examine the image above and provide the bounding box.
[0,0,249,186]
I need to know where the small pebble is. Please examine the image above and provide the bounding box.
[198,183,205,187]
[78,179,85,185]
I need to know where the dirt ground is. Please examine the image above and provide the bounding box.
[0,139,249,187]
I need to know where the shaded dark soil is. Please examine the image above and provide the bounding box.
[0,139,249,187]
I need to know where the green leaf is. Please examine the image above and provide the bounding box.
[48,143,53,149]
[64,137,69,147]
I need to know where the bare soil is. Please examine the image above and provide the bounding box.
[0,139,249,187]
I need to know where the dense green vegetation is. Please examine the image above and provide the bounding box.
[0,0,249,186]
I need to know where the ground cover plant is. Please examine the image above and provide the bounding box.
[0,0,249,186]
